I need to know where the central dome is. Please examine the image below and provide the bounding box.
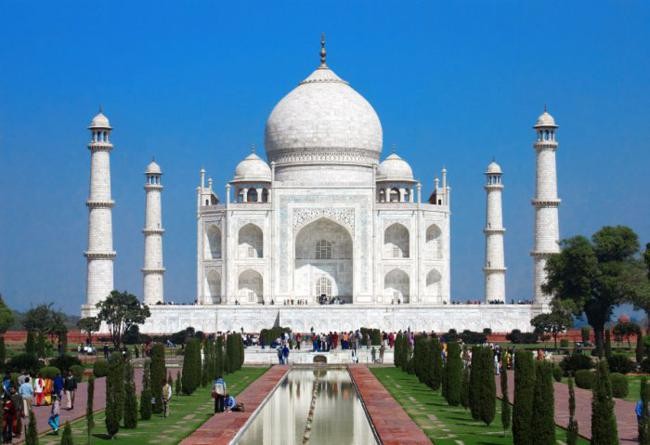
[264,63,383,166]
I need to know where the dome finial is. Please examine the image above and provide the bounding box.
[544,103,547,112]
[250,144,256,153]
[99,104,103,114]
[320,32,327,66]
[391,144,397,154]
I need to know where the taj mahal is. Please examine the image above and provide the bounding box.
[81,38,561,334]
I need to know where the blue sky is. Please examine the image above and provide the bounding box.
[1,1,649,315]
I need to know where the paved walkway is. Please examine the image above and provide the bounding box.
[180,365,289,445]
[349,365,431,445]
[497,370,638,445]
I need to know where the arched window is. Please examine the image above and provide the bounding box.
[238,224,263,258]
[426,269,442,299]
[315,276,332,297]
[206,270,221,304]
[238,269,263,304]
[261,189,269,203]
[384,223,409,258]
[206,225,221,259]
[315,240,332,259]
[426,224,442,259]
[384,269,410,304]
[247,188,257,203]
[389,188,400,202]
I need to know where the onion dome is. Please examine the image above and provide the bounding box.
[486,161,502,174]
[89,111,111,129]
[232,153,272,182]
[377,153,415,182]
[534,110,557,128]
[146,160,162,174]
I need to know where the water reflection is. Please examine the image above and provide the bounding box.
[236,369,378,445]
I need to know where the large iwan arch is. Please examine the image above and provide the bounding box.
[294,218,353,303]
[384,223,409,258]
[238,223,263,258]
[205,225,221,259]
[384,269,410,303]
[238,269,263,304]
[426,269,442,299]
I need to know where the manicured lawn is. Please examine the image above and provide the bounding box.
[371,367,589,445]
[38,367,268,445]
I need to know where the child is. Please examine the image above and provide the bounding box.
[48,395,60,434]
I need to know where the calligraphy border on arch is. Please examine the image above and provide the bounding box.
[292,207,355,233]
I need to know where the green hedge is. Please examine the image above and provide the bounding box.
[70,364,84,383]
[39,366,61,379]
[574,369,594,389]
[93,359,109,377]
[610,372,629,398]
[607,354,635,374]
[560,353,594,375]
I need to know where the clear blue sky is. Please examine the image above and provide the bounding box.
[1,1,649,315]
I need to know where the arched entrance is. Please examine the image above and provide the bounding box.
[384,269,410,304]
[238,269,263,304]
[294,218,353,303]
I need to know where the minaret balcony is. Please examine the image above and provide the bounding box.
[142,228,165,235]
[84,251,116,259]
[531,198,561,208]
[142,267,166,274]
[86,200,115,208]
[483,266,507,272]
[483,227,506,234]
[533,142,558,151]
[87,142,113,151]
[144,184,163,191]
[530,251,555,258]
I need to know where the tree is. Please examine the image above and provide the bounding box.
[530,310,573,350]
[513,350,535,445]
[0,337,5,368]
[638,332,645,364]
[96,290,151,348]
[25,330,36,356]
[182,338,201,394]
[150,344,166,414]
[461,366,470,410]
[22,303,54,335]
[61,421,73,445]
[86,376,95,444]
[175,372,182,396]
[567,377,579,445]
[591,360,618,445]
[140,360,152,420]
[469,346,481,420]
[444,341,462,406]
[544,226,647,357]
[530,361,555,445]
[51,310,68,354]
[605,329,612,359]
[215,336,224,377]
[639,377,650,445]
[123,360,138,428]
[613,320,640,349]
[429,338,443,391]
[500,362,511,434]
[105,353,124,438]
[25,410,38,445]
[77,317,101,345]
[0,294,15,335]
[477,347,496,426]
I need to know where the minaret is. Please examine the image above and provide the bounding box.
[142,160,165,305]
[531,108,561,305]
[84,110,116,308]
[484,161,506,303]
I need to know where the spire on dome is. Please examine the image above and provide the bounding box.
[320,32,327,67]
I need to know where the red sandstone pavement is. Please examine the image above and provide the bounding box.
[349,365,431,445]
[180,365,289,445]
[497,370,638,445]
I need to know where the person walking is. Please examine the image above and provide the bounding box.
[162,378,172,417]
[48,394,60,434]
[2,388,17,443]
[34,374,45,406]
[53,372,64,401]
[282,344,290,365]
[10,386,23,439]
[19,376,34,414]
[64,370,77,410]
[379,344,385,364]
[212,376,227,413]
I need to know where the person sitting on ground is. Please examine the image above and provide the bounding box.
[224,394,244,412]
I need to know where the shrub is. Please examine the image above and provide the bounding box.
[61,421,73,445]
[70,364,84,383]
[560,339,569,348]
[567,378,579,445]
[513,350,535,445]
[506,329,538,344]
[93,359,109,378]
[581,326,591,343]
[140,360,152,421]
[591,360,618,444]
[6,353,43,375]
[87,376,95,439]
[552,365,563,382]
[559,353,594,375]
[429,338,442,391]
[123,360,138,428]
[182,338,201,395]
[531,361,556,444]
[500,365,510,431]
[39,366,61,379]
[460,330,487,345]
[444,342,462,406]
[105,353,124,438]
[25,410,38,445]
[642,358,650,373]
[150,344,166,414]
[574,370,594,389]
[50,354,82,373]
[607,353,635,374]
[610,372,628,398]
[476,348,496,425]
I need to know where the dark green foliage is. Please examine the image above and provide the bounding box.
[182,338,201,394]
[639,377,650,445]
[105,353,124,438]
[574,369,594,389]
[70,365,84,383]
[39,366,61,379]
[201,349,209,387]
[93,359,109,378]
[259,326,291,345]
[123,360,138,428]
[513,350,535,445]
[25,409,38,445]
[224,333,243,373]
[429,338,443,390]
[86,376,95,441]
[175,372,182,396]
[6,352,43,374]
[150,343,166,414]
[25,330,36,356]
[552,364,563,382]
[468,347,480,420]
[459,330,487,345]
[506,329,538,344]
[642,358,650,373]
[638,332,645,364]
[140,359,152,421]
[444,342,462,406]
[95,290,151,348]
[560,339,570,348]
[591,360,618,445]
[609,372,628,398]
[476,348,496,426]
[0,337,5,368]
[581,326,591,344]
[36,332,46,358]
[500,364,511,432]
[567,378,579,445]
[559,353,594,375]
[604,330,612,359]
[460,366,470,410]
[215,336,224,377]
[607,353,635,374]
[0,295,14,335]
[530,361,555,445]
[50,354,82,373]
[413,336,428,384]
[61,421,73,445]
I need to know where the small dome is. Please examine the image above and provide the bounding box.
[534,110,557,128]
[377,153,414,181]
[486,161,502,174]
[146,160,162,174]
[233,153,272,182]
[89,112,111,129]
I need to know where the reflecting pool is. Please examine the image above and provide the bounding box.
[235,368,378,445]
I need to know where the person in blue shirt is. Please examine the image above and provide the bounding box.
[212,376,227,413]
[637,399,645,420]
[19,376,34,413]
[53,373,65,400]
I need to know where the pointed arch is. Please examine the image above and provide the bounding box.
[205,224,222,259]
[426,269,442,299]
[238,269,263,304]
[238,223,263,258]
[384,269,410,304]
[384,223,409,258]
[206,269,221,304]
[426,224,442,259]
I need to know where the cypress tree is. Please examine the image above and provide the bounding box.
[430,338,443,391]
[530,361,555,445]
[215,336,224,377]
[444,341,462,406]
[500,362,511,433]
[123,360,138,428]
[201,349,209,387]
[394,333,401,367]
[25,331,36,356]
[591,360,618,445]
[567,377,579,445]
[460,366,470,410]
[637,332,645,365]
[175,372,182,396]
[86,376,95,443]
[140,360,152,420]
[639,377,650,445]
[469,346,481,420]
[0,336,5,368]
[239,333,245,368]
[478,348,496,426]
[105,353,124,438]
[604,329,612,360]
[61,421,73,445]
[36,332,46,358]
[25,410,38,445]
[182,338,201,394]
[413,336,426,384]
[513,350,535,445]
[150,343,166,414]
[223,348,231,376]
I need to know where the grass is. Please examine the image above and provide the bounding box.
[37,367,268,445]
[371,367,590,445]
